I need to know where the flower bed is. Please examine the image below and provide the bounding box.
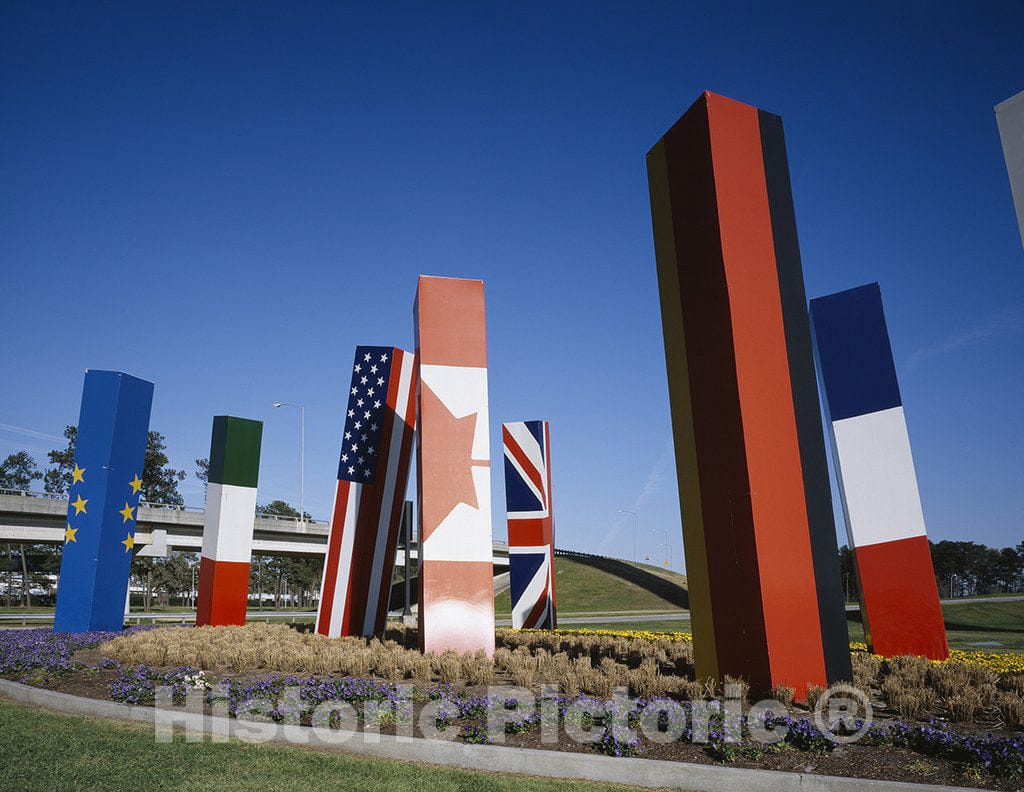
[2,626,1023,790]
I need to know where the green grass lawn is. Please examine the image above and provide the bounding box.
[846,598,1024,652]
[0,698,658,792]
[495,556,688,616]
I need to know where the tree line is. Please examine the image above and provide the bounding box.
[839,540,1024,600]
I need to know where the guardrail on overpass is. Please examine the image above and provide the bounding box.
[0,489,510,567]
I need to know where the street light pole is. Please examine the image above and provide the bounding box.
[652,527,669,568]
[618,509,638,563]
[273,402,306,527]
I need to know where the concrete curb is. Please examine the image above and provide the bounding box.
[0,679,981,792]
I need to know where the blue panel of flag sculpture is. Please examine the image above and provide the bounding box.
[53,370,154,633]
[502,420,557,629]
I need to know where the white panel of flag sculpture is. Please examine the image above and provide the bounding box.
[503,420,557,629]
[316,345,417,638]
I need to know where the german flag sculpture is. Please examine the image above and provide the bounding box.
[196,416,263,627]
[53,370,153,633]
[316,345,417,638]
[415,275,496,656]
[811,283,948,660]
[647,92,851,696]
[503,420,557,630]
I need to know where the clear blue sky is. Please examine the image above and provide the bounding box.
[2,2,1022,570]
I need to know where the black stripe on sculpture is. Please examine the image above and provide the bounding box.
[758,109,853,684]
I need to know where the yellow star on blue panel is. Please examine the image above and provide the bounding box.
[64,524,77,544]
[119,502,135,523]
[129,474,142,495]
[71,465,85,485]
[122,533,134,553]
[71,494,88,515]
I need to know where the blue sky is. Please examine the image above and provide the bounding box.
[2,2,1021,570]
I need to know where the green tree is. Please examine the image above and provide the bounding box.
[45,426,187,504]
[149,553,195,607]
[837,544,858,602]
[44,426,77,494]
[141,432,187,505]
[257,499,312,521]
[0,451,42,491]
[254,501,321,607]
[194,457,209,492]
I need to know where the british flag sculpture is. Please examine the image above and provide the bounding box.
[502,420,557,630]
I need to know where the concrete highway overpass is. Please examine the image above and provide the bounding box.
[0,490,510,568]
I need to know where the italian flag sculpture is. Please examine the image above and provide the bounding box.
[415,275,496,656]
[196,416,263,627]
[810,283,948,660]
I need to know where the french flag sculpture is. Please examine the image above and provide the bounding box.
[316,345,417,638]
[810,283,948,660]
[502,420,557,630]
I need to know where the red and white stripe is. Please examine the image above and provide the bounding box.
[316,348,417,637]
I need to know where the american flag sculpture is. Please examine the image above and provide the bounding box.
[503,420,557,629]
[316,345,417,638]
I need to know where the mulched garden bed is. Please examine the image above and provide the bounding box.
[2,626,1021,791]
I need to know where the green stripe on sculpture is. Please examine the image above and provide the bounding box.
[207,416,263,487]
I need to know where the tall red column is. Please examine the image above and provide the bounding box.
[414,275,495,656]
[648,92,849,697]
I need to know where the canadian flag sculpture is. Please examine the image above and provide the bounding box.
[503,420,557,630]
[414,275,496,656]
[316,345,417,638]
[810,283,948,660]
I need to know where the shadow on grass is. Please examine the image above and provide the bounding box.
[562,554,689,610]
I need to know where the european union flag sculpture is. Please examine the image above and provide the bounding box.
[53,370,154,633]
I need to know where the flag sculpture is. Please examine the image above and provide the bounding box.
[316,345,417,638]
[503,420,557,630]
[647,91,851,696]
[53,370,153,633]
[810,283,948,659]
[196,416,263,627]
[415,275,496,656]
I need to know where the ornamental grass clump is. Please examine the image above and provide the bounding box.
[998,692,1024,729]
[882,675,938,721]
[946,688,983,724]
[770,685,795,707]
[805,684,825,710]
[851,651,882,691]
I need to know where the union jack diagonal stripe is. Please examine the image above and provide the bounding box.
[316,345,417,638]
[502,420,557,630]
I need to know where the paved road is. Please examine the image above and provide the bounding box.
[495,612,690,627]
[1,594,1018,626]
